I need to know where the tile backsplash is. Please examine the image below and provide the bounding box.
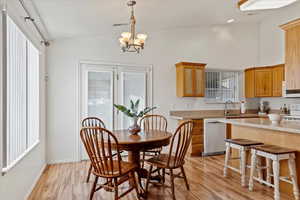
[170,97,260,111]
[259,97,300,110]
[169,97,300,112]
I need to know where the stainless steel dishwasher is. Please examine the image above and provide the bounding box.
[203,118,226,156]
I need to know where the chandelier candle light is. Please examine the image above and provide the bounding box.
[119,0,147,53]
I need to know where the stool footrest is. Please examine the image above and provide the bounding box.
[253,177,274,188]
[280,177,293,184]
[252,176,294,186]
[227,165,241,173]
[256,166,268,170]
[229,157,241,160]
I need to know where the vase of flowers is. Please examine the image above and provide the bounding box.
[114,99,156,134]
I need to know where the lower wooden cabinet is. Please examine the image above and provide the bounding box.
[245,64,284,98]
[179,119,203,156]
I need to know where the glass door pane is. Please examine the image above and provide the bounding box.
[80,68,114,160]
[119,72,146,129]
[87,71,114,129]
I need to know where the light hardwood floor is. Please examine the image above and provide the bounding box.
[28,155,291,200]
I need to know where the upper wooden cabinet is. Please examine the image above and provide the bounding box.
[244,64,285,98]
[255,68,273,97]
[245,68,255,98]
[281,19,300,90]
[176,62,206,97]
[272,65,285,97]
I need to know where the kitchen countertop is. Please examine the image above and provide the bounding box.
[219,118,300,134]
[169,110,265,120]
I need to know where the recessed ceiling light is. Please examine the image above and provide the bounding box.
[227,19,235,23]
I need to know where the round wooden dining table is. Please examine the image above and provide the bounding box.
[111,129,172,173]
[104,129,172,197]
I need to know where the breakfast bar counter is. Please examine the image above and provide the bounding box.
[219,118,300,134]
[221,118,300,197]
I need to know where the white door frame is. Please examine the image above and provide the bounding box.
[76,60,153,161]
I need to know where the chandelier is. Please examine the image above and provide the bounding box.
[119,1,147,53]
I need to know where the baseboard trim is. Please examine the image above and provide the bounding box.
[24,164,47,200]
[47,158,79,165]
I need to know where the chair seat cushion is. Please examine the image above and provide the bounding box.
[225,138,263,146]
[253,145,296,155]
[145,153,182,168]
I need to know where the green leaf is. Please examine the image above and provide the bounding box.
[134,99,140,110]
[114,101,156,119]
[114,104,134,117]
[130,100,135,110]
[137,106,157,117]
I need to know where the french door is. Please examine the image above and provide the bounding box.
[79,62,152,160]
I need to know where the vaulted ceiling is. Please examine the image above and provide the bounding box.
[31,0,296,40]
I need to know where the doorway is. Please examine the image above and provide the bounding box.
[79,61,152,160]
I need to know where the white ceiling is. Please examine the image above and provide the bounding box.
[30,0,292,40]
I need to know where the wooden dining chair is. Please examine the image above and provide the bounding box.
[139,115,168,168]
[80,127,141,200]
[145,121,194,200]
[82,117,106,128]
[82,117,106,182]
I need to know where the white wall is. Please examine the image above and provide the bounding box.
[0,1,47,200]
[258,2,300,109]
[47,23,260,163]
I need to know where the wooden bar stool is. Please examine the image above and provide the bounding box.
[249,145,300,200]
[224,139,263,187]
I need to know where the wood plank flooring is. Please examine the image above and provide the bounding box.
[28,155,291,200]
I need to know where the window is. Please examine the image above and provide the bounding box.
[205,70,242,103]
[2,16,40,172]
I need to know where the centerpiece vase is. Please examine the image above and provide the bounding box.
[128,117,141,134]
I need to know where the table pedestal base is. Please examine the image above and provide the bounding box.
[127,150,163,198]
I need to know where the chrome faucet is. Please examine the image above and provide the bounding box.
[224,100,233,116]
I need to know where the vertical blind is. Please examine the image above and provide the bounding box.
[3,16,40,171]
[27,41,40,148]
[205,71,241,103]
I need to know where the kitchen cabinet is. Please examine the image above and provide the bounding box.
[244,65,285,98]
[272,64,285,97]
[176,62,206,97]
[281,19,300,90]
[179,119,203,156]
[245,68,255,98]
[255,67,273,97]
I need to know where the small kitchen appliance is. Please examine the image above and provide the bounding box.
[284,104,300,121]
[259,101,269,115]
